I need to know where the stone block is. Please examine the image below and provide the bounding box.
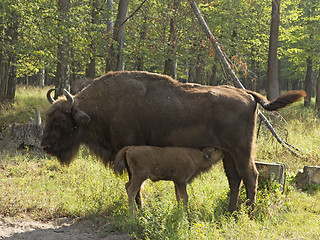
[296,166,320,188]
[255,161,286,189]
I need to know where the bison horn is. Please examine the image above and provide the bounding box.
[47,89,56,104]
[63,89,74,110]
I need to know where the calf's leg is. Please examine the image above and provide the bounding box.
[174,182,188,211]
[128,170,143,208]
[125,176,145,213]
[174,183,180,202]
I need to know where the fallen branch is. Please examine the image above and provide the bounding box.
[189,0,303,157]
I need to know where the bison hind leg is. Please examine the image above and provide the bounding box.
[222,152,242,213]
[242,163,258,213]
[225,149,258,214]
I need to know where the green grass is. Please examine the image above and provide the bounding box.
[1,86,320,239]
[0,85,52,131]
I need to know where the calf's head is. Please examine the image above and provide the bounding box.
[41,89,90,165]
[202,147,223,163]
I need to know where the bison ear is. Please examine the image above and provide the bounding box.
[73,108,90,125]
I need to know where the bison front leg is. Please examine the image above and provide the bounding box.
[222,152,241,213]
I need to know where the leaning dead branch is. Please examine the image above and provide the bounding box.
[190,0,303,157]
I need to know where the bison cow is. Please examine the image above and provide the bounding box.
[114,145,223,211]
[41,71,306,212]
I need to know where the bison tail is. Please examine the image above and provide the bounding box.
[248,90,306,111]
[113,146,131,175]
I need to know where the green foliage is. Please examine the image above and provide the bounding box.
[2,0,318,88]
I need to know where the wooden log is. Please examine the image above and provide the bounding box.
[0,109,43,152]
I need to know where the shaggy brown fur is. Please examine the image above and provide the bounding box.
[41,71,306,212]
[114,146,223,210]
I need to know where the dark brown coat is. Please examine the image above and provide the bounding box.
[41,71,306,212]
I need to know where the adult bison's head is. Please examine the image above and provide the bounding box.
[41,89,90,165]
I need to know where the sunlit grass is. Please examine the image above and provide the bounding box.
[1,86,320,239]
[1,148,319,239]
[0,85,52,130]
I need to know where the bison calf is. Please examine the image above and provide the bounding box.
[114,146,223,211]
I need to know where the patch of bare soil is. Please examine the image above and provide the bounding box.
[0,216,135,240]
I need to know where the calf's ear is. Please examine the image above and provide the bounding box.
[73,108,90,125]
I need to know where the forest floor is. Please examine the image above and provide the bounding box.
[0,215,134,240]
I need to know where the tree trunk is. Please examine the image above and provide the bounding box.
[106,0,129,72]
[304,57,313,107]
[55,0,70,98]
[135,15,148,71]
[267,0,280,100]
[86,0,100,79]
[316,66,320,111]
[209,64,217,86]
[106,0,114,33]
[195,54,205,84]
[0,8,18,104]
[164,0,181,79]
[7,54,16,101]
[105,0,113,72]
[188,59,196,83]
[0,54,10,102]
[40,68,45,89]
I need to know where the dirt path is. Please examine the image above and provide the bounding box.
[0,216,135,240]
